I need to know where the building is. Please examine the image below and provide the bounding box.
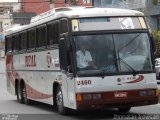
[93,0,145,10]
[145,0,160,30]
[12,0,51,26]
[0,1,20,42]
[11,0,50,25]
[54,0,92,8]
[93,0,124,8]
[21,0,50,15]
[93,0,160,31]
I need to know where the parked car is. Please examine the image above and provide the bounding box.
[155,58,160,79]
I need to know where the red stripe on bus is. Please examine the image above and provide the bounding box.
[26,83,52,99]
[124,75,144,84]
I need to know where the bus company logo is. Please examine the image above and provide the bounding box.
[117,78,121,82]
[25,55,36,67]
[124,75,144,84]
[47,52,52,68]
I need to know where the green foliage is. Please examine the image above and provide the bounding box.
[152,31,160,58]
[50,0,54,4]
[152,0,158,5]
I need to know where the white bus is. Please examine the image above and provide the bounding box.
[5,7,158,114]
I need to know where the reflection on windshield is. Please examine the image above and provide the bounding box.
[73,33,152,74]
[114,33,151,72]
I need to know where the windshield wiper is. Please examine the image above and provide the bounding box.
[116,33,142,76]
[98,61,117,78]
[118,57,139,76]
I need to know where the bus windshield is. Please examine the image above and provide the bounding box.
[73,33,152,75]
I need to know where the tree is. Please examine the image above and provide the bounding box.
[152,0,158,5]
[152,31,160,58]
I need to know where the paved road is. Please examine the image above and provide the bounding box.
[0,59,160,120]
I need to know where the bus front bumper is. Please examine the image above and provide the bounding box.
[76,89,158,110]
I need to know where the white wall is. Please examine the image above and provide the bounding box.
[0,0,18,2]
[94,0,146,9]
[2,19,12,31]
[126,0,146,9]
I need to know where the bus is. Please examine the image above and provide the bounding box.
[5,7,158,114]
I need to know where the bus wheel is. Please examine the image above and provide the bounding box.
[17,84,24,104]
[56,86,68,115]
[118,107,131,113]
[22,84,31,105]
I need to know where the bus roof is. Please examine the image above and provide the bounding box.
[5,7,144,36]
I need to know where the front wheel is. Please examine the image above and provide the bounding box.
[56,86,68,115]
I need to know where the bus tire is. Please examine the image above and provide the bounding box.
[22,84,31,105]
[118,107,131,113]
[56,85,68,115]
[17,83,24,104]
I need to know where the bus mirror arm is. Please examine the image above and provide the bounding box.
[67,66,73,79]
[67,65,72,73]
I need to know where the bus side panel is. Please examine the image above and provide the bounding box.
[46,72,55,105]
[6,73,15,95]
[66,74,77,109]
[6,55,16,95]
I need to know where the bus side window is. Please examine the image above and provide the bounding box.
[20,32,27,51]
[6,36,12,53]
[13,34,19,52]
[55,21,60,45]
[59,36,70,71]
[60,19,68,34]
[28,28,36,50]
[37,25,47,48]
[47,22,55,46]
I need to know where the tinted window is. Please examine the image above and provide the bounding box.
[37,25,46,48]
[60,20,68,33]
[6,36,12,53]
[55,21,59,44]
[20,32,27,50]
[28,29,36,49]
[13,34,19,52]
[47,22,55,46]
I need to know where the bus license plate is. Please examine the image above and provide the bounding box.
[114,92,127,98]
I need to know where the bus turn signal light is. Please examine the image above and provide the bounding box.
[76,94,82,102]
[156,88,159,96]
[76,93,102,102]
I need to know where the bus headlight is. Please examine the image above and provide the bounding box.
[139,91,147,96]
[139,89,157,96]
[76,93,102,101]
[83,94,92,100]
[92,93,102,100]
[148,90,155,96]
